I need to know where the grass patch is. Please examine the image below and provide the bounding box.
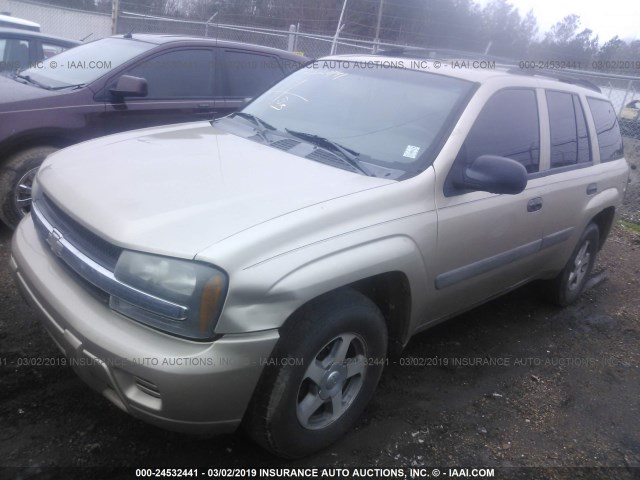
[620,220,640,235]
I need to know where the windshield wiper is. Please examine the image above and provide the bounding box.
[233,112,276,143]
[49,83,86,90]
[284,129,370,175]
[15,74,51,90]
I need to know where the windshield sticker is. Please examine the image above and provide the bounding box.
[403,145,420,159]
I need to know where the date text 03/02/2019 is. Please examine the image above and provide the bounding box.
[135,468,409,478]
[134,467,496,478]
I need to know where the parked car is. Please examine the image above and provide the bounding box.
[0,13,40,32]
[0,34,308,228]
[11,54,629,458]
[0,27,80,74]
[619,99,640,139]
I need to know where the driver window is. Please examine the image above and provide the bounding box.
[127,49,214,99]
[444,89,540,196]
[458,89,540,174]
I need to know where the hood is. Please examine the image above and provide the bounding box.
[0,74,83,112]
[37,122,395,258]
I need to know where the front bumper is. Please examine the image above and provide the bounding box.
[11,217,279,434]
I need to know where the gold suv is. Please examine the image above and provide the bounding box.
[11,55,630,458]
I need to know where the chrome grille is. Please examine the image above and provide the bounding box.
[37,194,122,270]
[31,202,189,321]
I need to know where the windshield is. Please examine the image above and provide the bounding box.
[243,60,475,176]
[20,37,155,88]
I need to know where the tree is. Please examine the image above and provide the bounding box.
[531,14,600,66]
[475,1,538,58]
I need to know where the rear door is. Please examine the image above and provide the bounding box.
[536,93,625,270]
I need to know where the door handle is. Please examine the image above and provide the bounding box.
[586,183,598,195]
[197,104,215,112]
[527,197,543,212]
[196,104,217,117]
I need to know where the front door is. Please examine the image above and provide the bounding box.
[430,88,547,321]
[101,48,222,134]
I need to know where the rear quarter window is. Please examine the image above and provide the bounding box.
[587,97,624,162]
[546,91,591,168]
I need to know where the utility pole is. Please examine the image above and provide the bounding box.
[373,0,385,53]
[111,0,119,34]
[331,0,348,56]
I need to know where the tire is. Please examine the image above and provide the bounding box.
[544,223,599,306]
[0,146,57,229]
[244,289,387,458]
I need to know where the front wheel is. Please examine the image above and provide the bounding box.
[0,146,58,229]
[543,223,599,306]
[244,289,387,458]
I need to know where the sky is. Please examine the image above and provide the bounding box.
[487,0,640,42]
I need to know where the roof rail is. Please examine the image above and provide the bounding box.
[374,46,517,64]
[508,67,601,93]
[374,46,431,58]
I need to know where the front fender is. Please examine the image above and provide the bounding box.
[214,230,432,335]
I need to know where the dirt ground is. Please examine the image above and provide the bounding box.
[0,141,639,480]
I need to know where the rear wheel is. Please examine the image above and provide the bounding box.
[544,223,599,306]
[244,289,387,458]
[0,146,58,228]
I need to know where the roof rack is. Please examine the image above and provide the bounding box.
[373,46,516,64]
[374,46,432,58]
[508,67,601,93]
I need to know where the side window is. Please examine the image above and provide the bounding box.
[587,98,624,162]
[42,42,67,59]
[0,38,30,71]
[457,89,540,174]
[546,91,591,168]
[573,95,591,164]
[219,50,284,98]
[127,49,214,99]
[279,57,304,75]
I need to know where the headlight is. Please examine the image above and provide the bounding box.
[110,250,228,340]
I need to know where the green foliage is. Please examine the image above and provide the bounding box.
[527,14,599,66]
[620,220,640,235]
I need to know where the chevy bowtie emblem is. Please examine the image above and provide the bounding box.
[46,228,64,258]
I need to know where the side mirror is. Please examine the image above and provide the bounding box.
[458,155,528,195]
[109,75,148,98]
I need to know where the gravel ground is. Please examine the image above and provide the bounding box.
[0,142,638,480]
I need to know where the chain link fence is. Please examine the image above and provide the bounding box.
[0,0,111,40]
[560,70,640,140]
[2,0,640,140]
[116,11,374,59]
